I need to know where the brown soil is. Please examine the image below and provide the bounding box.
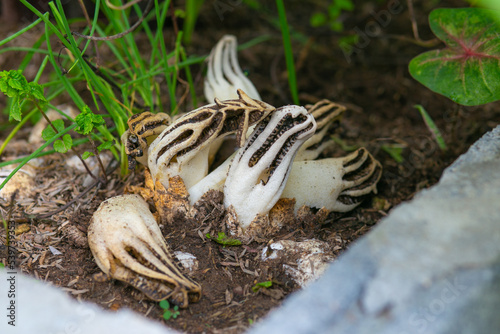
[1,1,499,333]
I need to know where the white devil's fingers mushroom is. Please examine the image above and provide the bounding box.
[223,105,317,233]
[281,147,383,212]
[121,111,171,169]
[295,100,345,161]
[188,100,344,205]
[204,35,261,102]
[88,194,201,308]
[148,90,274,189]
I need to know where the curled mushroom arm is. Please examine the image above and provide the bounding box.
[281,147,382,212]
[204,35,261,102]
[88,194,201,308]
[121,111,171,169]
[223,105,317,230]
[295,100,345,161]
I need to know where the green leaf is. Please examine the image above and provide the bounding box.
[252,281,273,292]
[27,82,47,102]
[0,70,28,97]
[206,232,242,246]
[409,8,500,106]
[41,119,65,141]
[82,151,94,159]
[75,106,105,135]
[53,119,65,132]
[0,262,4,268]
[53,134,72,153]
[97,140,114,152]
[9,95,22,122]
[337,0,354,11]
[159,300,170,310]
[174,9,185,18]
[329,20,344,32]
[163,310,173,320]
[310,13,327,27]
[41,125,56,141]
[328,5,341,19]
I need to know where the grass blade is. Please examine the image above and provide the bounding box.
[414,104,447,151]
[275,0,299,105]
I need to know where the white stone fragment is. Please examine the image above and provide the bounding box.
[173,251,199,272]
[0,158,42,200]
[262,239,335,287]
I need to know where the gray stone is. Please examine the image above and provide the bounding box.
[0,271,176,334]
[249,125,500,334]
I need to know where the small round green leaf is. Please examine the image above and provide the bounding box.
[41,119,65,141]
[159,300,170,309]
[163,310,173,320]
[97,140,114,152]
[82,151,94,160]
[409,8,500,106]
[53,134,72,153]
[310,13,327,27]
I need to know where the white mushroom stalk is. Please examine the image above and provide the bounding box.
[204,35,261,102]
[147,90,274,190]
[281,147,383,212]
[224,105,317,230]
[188,151,236,204]
[88,194,201,308]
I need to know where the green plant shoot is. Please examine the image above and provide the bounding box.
[252,281,273,292]
[381,144,405,164]
[75,106,105,135]
[310,0,354,31]
[159,300,180,320]
[41,119,73,153]
[0,70,47,121]
[206,232,242,246]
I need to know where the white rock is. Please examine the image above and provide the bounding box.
[174,251,199,272]
[65,153,112,187]
[0,159,42,200]
[262,239,335,287]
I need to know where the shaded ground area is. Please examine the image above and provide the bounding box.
[1,1,499,333]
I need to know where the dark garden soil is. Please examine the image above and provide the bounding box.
[1,1,500,333]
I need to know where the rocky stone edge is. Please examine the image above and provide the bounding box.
[1,126,499,334]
